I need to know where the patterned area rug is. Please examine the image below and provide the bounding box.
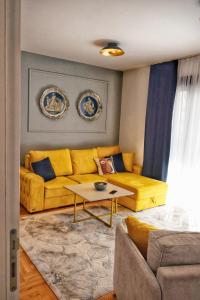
[20,205,200,300]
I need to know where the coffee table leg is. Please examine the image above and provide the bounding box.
[110,198,114,227]
[74,194,77,223]
[83,197,86,210]
[115,197,118,213]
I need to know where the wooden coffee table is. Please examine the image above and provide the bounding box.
[65,182,134,227]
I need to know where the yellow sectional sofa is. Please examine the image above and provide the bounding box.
[20,146,167,213]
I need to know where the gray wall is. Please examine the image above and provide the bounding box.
[21,52,122,162]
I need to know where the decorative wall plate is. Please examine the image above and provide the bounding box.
[40,87,69,119]
[77,90,103,121]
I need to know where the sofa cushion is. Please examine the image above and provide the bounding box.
[44,176,77,198]
[147,230,200,272]
[29,149,73,176]
[125,216,158,258]
[70,148,98,174]
[103,172,167,201]
[122,152,135,172]
[97,145,120,158]
[31,157,56,182]
[68,174,107,184]
[95,157,116,175]
[111,153,126,172]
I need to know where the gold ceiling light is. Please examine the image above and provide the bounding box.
[99,42,124,57]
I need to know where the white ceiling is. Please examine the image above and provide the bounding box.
[21,0,200,71]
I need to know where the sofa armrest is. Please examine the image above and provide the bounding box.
[133,164,142,175]
[114,224,161,300]
[20,167,44,213]
[157,265,200,300]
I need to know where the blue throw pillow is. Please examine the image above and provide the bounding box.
[31,157,56,182]
[111,153,126,172]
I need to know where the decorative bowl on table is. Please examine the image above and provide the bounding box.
[94,182,107,191]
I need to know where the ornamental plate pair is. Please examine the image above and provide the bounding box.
[40,87,102,120]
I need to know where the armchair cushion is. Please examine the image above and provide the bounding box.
[125,216,158,258]
[147,230,200,272]
[31,157,56,182]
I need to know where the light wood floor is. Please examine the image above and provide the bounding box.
[20,205,116,300]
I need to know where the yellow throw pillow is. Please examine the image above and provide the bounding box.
[71,148,98,175]
[97,145,120,158]
[122,152,135,172]
[125,216,158,258]
[29,149,73,176]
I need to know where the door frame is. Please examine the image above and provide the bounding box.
[0,0,20,299]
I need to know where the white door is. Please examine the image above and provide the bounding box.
[0,0,20,299]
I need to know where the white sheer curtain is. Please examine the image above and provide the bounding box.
[167,55,200,211]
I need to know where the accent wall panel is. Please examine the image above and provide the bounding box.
[21,52,122,163]
[28,69,108,133]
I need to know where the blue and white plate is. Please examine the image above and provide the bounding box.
[77,90,103,120]
[40,87,69,119]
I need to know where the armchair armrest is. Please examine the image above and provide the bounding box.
[157,265,200,300]
[133,164,142,175]
[20,167,44,213]
[114,224,161,300]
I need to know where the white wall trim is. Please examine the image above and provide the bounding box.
[0,0,20,298]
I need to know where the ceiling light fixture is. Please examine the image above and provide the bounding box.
[99,42,124,57]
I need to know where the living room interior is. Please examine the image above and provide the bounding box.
[14,0,200,299]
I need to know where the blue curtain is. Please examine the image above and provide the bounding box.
[142,60,178,181]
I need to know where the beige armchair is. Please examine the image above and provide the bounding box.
[114,224,200,300]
